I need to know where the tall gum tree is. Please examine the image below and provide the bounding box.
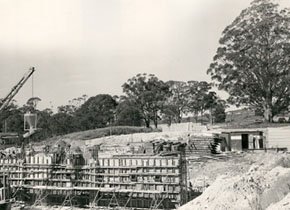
[165,81,191,123]
[187,81,212,122]
[207,0,290,122]
[122,73,171,128]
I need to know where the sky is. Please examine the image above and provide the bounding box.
[0,0,258,111]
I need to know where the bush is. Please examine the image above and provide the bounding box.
[278,118,286,123]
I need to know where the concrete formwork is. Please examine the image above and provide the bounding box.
[0,151,188,209]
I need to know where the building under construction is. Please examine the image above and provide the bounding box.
[0,140,189,209]
[0,68,224,209]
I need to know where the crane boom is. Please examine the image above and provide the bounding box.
[0,67,35,112]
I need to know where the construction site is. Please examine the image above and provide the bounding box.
[2,68,290,210]
[0,124,227,210]
[0,67,236,210]
[0,70,227,210]
[0,67,216,209]
[2,0,290,209]
[1,134,228,209]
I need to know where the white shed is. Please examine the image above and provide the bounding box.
[266,126,290,150]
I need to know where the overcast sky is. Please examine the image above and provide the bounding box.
[0,0,263,110]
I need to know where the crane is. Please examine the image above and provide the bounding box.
[0,67,37,140]
[0,67,35,112]
[0,68,36,207]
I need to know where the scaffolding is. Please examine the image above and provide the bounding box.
[0,145,188,209]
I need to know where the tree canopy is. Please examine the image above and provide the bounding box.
[0,74,225,142]
[115,99,143,127]
[207,0,290,122]
[213,100,227,123]
[187,81,212,117]
[165,81,191,123]
[122,73,171,128]
[164,80,216,124]
[76,94,117,130]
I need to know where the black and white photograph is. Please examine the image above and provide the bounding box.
[0,0,290,209]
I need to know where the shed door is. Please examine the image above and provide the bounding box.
[242,134,249,149]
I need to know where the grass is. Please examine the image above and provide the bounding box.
[218,121,290,129]
[65,126,161,140]
[33,126,161,146]
[217,114,290,129]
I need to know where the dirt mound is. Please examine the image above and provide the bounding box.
[267,192,290,210]
[180,153,290,210]
[188,154,250,189]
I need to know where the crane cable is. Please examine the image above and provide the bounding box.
[32,73,34,98]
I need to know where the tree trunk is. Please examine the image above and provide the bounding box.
[167,117,172,126]
[194,112,198,123]
[153,112,158,129]
[154,119,158,129]
[177,115,182,123]
[211,107,214,125]
[177,109,182,123]
[144,119,150,128]
[263,104,273,122]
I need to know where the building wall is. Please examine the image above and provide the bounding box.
[158,122,207,132]
[266,126,290,150]
[230,134,242,151]
[0,153,187,209]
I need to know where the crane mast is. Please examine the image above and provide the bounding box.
[0,67,35,112]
